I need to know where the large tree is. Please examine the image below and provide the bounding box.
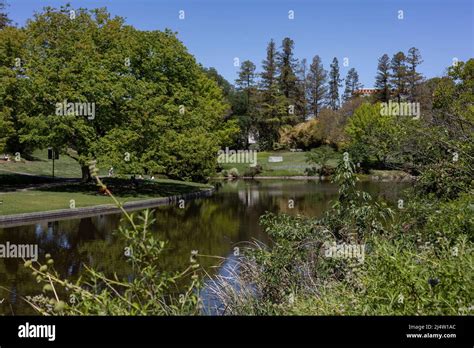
[306,55,328,118]
[5,5,236,181]
[342,68,362,103]
[391,51,408,103]
[327,57,342,110]
[406,47,424,102]
[277,37,298,100]
[294,58,308,122]
[258,39,288,149]
[374,54,392,102]
[0,25,29,154]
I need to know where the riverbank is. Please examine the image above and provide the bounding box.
[0,187,214,228]
[0,177,212,221]
[213,169,415,182]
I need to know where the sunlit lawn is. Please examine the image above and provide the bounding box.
[220,150,341,176]
[0,178,210,215]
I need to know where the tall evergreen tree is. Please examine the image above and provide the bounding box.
[235,60,257,147]
[327,57,342,110]
[294,58,308,122]
[277,37,298,100]
[406,47,424,102]
[306,55,328,118]
[391,51,408,103]
[374,54,392,102]
[260,39,278,90]
[258,40,288,149]
[235,60,257,92]
[342,68,362,103]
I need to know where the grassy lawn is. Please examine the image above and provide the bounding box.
[219,149,341,177]
[0,148,109,178]
[0,177,211,215]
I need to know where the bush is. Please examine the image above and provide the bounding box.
[227,167,240,178]
[243,164,263,178]
[304,145,336,176]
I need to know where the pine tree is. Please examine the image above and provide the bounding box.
[235,60,257,147]
[391,51,408,103]
[277,37,298,100]
[258,40,288,149]
[328,57,342,110]
[306,55,328,117]
[406,47,424,102]
[342,68,362,103]
[374,54,392,102]
[260,39,277,90]
[236,60,257,91]
[295,58,308,122]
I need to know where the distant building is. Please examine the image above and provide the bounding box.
[353,88,379,97]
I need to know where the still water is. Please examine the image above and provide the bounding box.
[0,179,407,315]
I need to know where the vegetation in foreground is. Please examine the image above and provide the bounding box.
[209,158,473,315]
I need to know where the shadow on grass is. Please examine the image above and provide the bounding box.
[36,177,204,198]
[0,174,58,192]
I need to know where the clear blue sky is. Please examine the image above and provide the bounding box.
[6,0,474,87]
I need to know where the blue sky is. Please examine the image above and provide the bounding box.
[6,0,474,87]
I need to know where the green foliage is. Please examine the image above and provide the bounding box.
[243,164,263,178]
[345,103,401,167]
[219,153,472,315]
[278,118,323,150]
[304,145,335,176]
[0,5,237,181]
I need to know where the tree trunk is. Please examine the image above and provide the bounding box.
[81,165,91,182]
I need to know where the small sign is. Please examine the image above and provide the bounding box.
[48,148,59,160]
[268,156,283,163]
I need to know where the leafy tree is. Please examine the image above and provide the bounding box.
[374,54,391,102]
[306,55,328,118]
[327,57,342,110]
[345,103,400,167]
[11,5,237,181]
[0,26,29,154]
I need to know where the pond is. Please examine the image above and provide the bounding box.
[0,179,408,315]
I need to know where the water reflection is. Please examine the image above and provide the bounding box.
[0,179,407,315]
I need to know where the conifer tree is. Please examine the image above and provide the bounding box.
[327,57,342,110]
[306,55,328,117]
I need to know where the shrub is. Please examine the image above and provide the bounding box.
[227,167,240,178]
[243,164,263,178]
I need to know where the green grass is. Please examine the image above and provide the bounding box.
[219,150,340,177]
[0,177,210,215]
[0,149,88,178]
